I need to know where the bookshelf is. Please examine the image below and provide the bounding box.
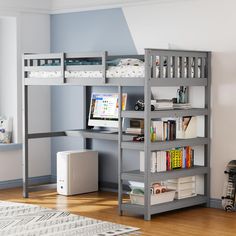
[117,49,211,220]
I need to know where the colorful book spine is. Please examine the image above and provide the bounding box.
[140,146,194,173]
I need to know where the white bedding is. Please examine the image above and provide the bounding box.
[28,65,200,79]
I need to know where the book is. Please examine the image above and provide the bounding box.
[161,151,167,171]
[156,151,161,172]
[176,117,184,139]
[183,116,197,139]
[126,128,144,134]
[151,121,164,141]
[140,151,145,172]
[151,152,157,173]
[140,151,158,172]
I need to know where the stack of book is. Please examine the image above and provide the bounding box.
[153,99,173,110]
[139,146,194,173]
[173,103,191,109]
[166,146,194,170]
[151,120,176,141]
[140,151,166,173]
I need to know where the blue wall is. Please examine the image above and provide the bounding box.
[50,8,139,185]
[51,9,137,54]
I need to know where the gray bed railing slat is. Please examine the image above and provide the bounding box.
[187,57,192,78]
[159,56,164,78]
[194,57,198,78]
[102,51,107,84]
[180,56,184,78]
[61,53,65,83]
[174,56,178,78]
[152,55,156,79]
[167,56,171,78]
[201,57,205,78]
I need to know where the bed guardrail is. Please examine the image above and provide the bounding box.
[23,49,209,86]
[23,52,108,85]
[65,51,107,84]
[145,49,208,81]
[23,53,65,85]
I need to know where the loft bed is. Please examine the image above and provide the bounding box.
[23,49,208,87]
[22,48,211,221]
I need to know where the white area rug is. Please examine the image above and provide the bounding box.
[0,201,139,236]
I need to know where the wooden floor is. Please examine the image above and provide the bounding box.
[0,188,235,236]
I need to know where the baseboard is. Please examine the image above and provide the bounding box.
[0,178,223,210]
[0,175,52,190]
[210,198,222,209]
[99,181,130,193]
[51,175,57,183]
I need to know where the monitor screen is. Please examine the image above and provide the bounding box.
[88,93,127,128]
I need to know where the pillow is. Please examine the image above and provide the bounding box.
[106,59,120,67]
[0,116,12,144]
[117,58,144,67]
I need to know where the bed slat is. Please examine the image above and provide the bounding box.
[201,57,205,78]
[174,56,178,78]
[187,57,192,78]
[159,56,164,78]
[194,57,198,78]
[167,56,171,78]
[152,55,156,79]
[181,57,185,78]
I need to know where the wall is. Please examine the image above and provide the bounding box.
[50,8,138,183]
[0,12,51,184]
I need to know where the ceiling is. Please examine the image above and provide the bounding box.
[0,0,176,14]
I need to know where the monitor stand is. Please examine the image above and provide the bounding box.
[91,127,118,134]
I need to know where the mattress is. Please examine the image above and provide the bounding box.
[28,66,200,79]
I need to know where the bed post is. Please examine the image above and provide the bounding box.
[144,49,152,220]
[118,85,123,215]
[22,54,29,198]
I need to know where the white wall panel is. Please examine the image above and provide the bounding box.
[0,12,51,181]
[123,0,236,199]
[0,17,17,142]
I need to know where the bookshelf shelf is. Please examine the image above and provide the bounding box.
[121,195,208,215]
[150,78,208,87]
[121,166,209,182]
[121,137,209,151]
[121,108,208,119]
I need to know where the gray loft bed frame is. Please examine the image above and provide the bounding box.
[22,49,211,220]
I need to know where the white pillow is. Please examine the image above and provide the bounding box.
[0,116,12,144]
[117,58,144,67]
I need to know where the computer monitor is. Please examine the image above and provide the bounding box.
[88,93,127,128]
